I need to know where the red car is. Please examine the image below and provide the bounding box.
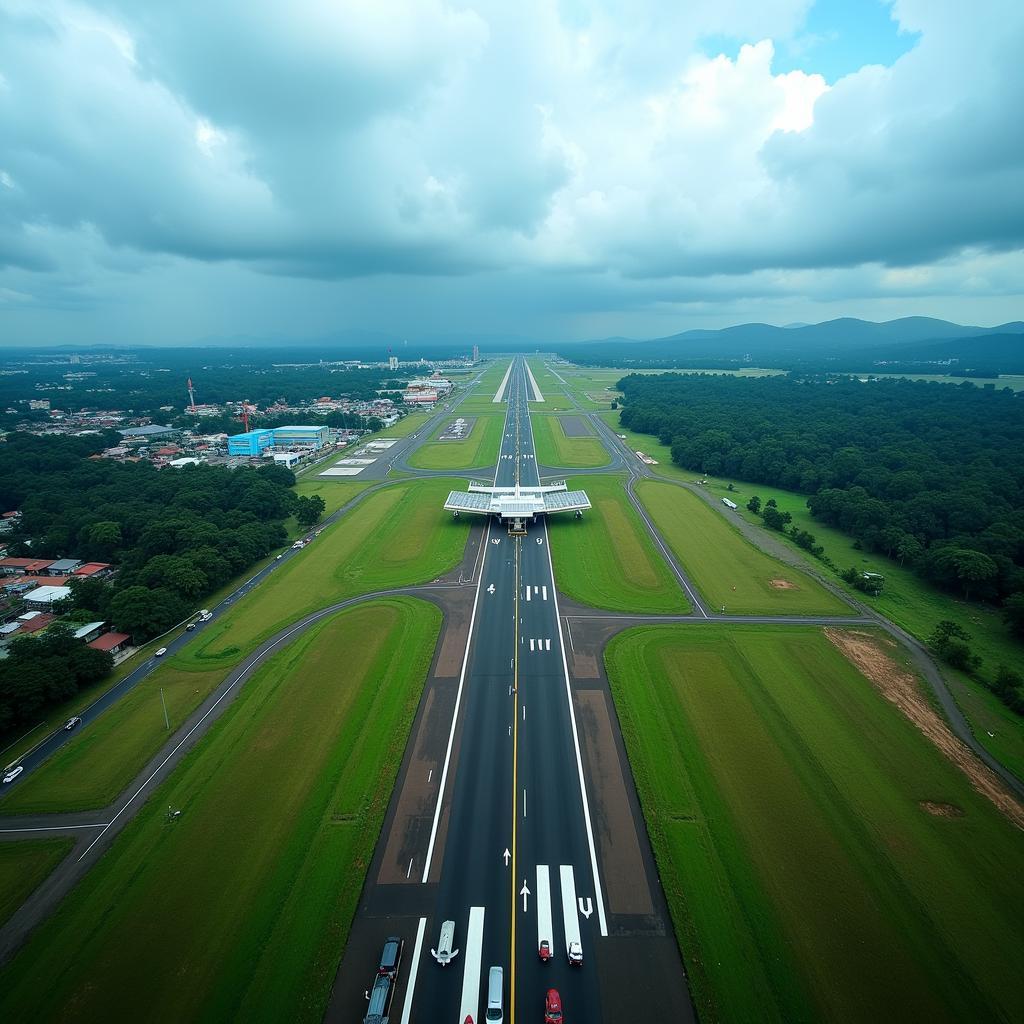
[544,988,563,1023]
[538,939,551,962]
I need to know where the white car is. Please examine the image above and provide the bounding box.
[2,766,24,784]
[155,647,168,657]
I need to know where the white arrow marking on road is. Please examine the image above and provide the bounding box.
[503,848,511,866]
[491,538,501,545]
[487,584,495,594]
[536,538,543,545]
[579,897,594,919]
[520,880,531,912]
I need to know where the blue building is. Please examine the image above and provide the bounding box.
[227,429,274,456]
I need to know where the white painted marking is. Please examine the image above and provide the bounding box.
[0,823,109,833]
[564,618,575,652]
[504,847,511,865]
[542,586,548,601]
[459,907,486,1024]
[545,639,551,651]
[487,583,495,594]
[523,786,528,816]
[427,768,433,783]
[536,865,553,952]
[534,586,539,595]
[422,517,493,881]
[398,916,427,1024]
[407,858,414,878]
[525,587,531,602]
[522,705,526,721]
[579,897,594,919]
[530,638,535,651]
[521,878,531,910]
[560,865,581,955]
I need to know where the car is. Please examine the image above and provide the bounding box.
[154,647,168,657]
[538,940,552,962]
[198,609,210,617]
[292,541,305,549]
[200,612,213,622]
[276,554,283,560]
[378,935,403,978]
[64,716,82,731]
[186,622,197,630]
[544,988,563,1023]
[567,941,583,967]
[2,766,24,784]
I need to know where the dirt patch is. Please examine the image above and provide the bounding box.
[770,579,797,590]
[559,415,593,438]
[825,628,1024,830]
[920,800,965,818]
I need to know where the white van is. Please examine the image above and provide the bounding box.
[485,965,503,1023]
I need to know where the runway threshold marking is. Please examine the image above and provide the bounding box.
[536,864,553,954]
[459,906,486,1023]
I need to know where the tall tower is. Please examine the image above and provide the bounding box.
[472,344,480,363]
[187,377,197,412]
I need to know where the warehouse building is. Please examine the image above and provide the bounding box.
[227,425,329,456]
[227,429,274,456]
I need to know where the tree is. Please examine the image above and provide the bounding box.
[1002,592,1024,638]
[109,586,188,641]
[928,620,982,673]
[746,495,761,514]
[294,494,327,530]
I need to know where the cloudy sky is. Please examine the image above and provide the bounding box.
[1,0,1023,346]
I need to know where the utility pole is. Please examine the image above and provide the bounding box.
[160,687,170,730]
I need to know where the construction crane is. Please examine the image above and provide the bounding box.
[186,376,197,412]
[238,401,257,432]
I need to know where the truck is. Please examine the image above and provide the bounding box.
[363,973,392,1024]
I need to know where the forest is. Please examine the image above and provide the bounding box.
[0,433,314,731]
[617,373,1024,703]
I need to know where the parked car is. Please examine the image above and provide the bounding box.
[378,935,403,978]
[64,716,82,731]
[2,766,24,784]
[544,988,563,1023]
[155,647,168,657]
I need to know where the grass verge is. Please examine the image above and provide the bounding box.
[0,839,73,928]
[606,624,1024,1023]
[635,479,849,614]
[531,414,610,468]
[0,598,441,1023]
[548,475,688,613]
[407,412,505,469]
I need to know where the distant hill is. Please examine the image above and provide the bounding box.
[563,317,1024,371]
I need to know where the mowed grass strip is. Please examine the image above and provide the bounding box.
[1,664,228,814]
[186,477,467,666]
[5,478,466,813]
[606,625,1024,1023]
[0,598,441,1024]
[636,479,849,614]
[548,475,688,613]
[0,839,73,928]
[407,412,504,469]
[531,414,609,468]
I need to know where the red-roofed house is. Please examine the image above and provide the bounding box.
[72,562,113,579]
[88,632,130,654]
[0,558,54,575]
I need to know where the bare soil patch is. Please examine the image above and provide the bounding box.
[770,579,797,590]
[920,800,965,818]
[825,628,1024,830]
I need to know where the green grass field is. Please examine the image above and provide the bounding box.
[185,477,467,667]
[4,478,467,812]
[531,414,610,468]
[0,839,73,928]
[2,664,229,814]
[635,479,850,615]
[547,475,689,613]
[407,411,505,469]
[293,478,370,517]
[606,624,1024,1023]
[0,598,441,1023]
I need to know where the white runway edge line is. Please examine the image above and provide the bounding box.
[398,916,427,1024]
[493,361,514,403]
[460,906,486,1024]
[76,609,327,862]
[542,517,609,936]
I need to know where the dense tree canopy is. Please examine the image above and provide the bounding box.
[618,373,1024,614]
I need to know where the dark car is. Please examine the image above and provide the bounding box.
[378,935,403,978]
[544,988,563,1023]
